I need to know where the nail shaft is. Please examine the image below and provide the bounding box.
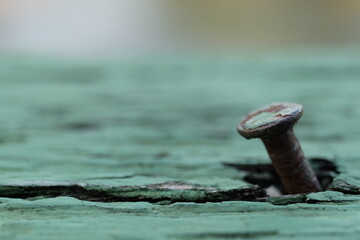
[262,129,321,194]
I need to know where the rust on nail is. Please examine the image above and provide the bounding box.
[237,103,321,194]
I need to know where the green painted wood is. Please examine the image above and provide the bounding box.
[0,53,360,239]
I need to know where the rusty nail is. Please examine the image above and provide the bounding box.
[237,103,321,194]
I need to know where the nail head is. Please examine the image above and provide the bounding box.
[237,103,303,139]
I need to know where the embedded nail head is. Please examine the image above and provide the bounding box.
[237,103,321,194]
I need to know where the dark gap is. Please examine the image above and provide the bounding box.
[223,158,339,196]
[176,230,278,239]
[60,121,101,131]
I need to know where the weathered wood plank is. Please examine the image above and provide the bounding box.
[0,54,360,239]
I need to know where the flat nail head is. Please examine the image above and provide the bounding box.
[237,103,303,139]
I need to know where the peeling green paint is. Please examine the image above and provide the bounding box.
[329,175,360,194]
[243,104,301,130]
[0,182,265,203]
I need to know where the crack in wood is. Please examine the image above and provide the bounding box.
[0,181,266,203]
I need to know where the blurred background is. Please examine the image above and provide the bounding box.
[1,0,360,57]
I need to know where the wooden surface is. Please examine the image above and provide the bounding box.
[0,53,360,239]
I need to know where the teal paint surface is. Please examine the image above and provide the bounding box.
[0,53,359,239]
